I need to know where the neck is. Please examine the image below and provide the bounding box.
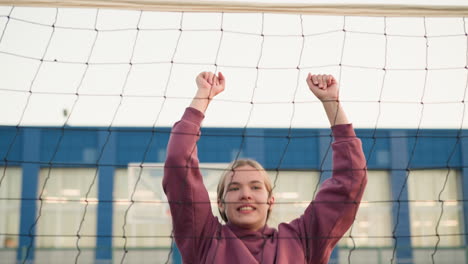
[227,221,268,232]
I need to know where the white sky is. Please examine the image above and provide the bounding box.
[0,6,467,128]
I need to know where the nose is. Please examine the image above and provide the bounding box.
[239,187,252,200]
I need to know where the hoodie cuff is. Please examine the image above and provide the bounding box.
[182,107,205,126]
[331,123,356,142]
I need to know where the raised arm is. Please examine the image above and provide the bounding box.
[162,72,225,262]
[291,74,367,263]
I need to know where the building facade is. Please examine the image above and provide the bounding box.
[0,126,467,264]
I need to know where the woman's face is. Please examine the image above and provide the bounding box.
[218,165,275,231]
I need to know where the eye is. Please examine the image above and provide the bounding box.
[228,187,239,191]
[252,185,262,190]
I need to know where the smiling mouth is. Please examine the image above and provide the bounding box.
[238,206,256,211]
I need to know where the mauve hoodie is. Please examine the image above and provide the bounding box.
[163,107,367,264]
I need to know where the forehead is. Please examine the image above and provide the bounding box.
[224,165,265,185]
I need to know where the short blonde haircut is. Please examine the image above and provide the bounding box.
[217,159,273,222]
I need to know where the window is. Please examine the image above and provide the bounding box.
[114,166,168,248]
[408,169,463,247]
[36,168,97,248]
[0,167,21,249]
[267,170,320,227]
[113,163,229,248]
[340,170,393,247]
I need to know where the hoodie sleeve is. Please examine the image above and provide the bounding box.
[289,124,367,264]
[162,107,218,263]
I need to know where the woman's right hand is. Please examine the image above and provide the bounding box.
[306,73,339,102]
[195,71,225,99]
[190,71,226,114]
[306,73,349,126]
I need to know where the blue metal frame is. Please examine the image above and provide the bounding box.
[17,128,40,263]
[96,131,116,262]
[460,133,468,247]
[390,130,413,263]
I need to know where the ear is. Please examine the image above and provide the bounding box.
[218,198,225,212]
[267,196,275,211]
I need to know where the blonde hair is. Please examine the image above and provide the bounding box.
[217,159,273,222]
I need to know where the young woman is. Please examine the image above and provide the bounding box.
[163,71,367,264]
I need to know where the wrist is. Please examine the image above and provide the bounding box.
[320,97,339,103]
[195,89,213,100]
[190,98,209,113]
[190,91,212,114]
[322,101,349,126]
[321,100,340,110]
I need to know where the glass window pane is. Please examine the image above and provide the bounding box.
[408,169,463,247]
[340,170,393,247]
[114,165,173,248]
[0,167,21,249]
[113,163,229,249]
[267,170,320,227]
[36,168,97,248]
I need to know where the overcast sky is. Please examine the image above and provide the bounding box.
[0,5,467,128]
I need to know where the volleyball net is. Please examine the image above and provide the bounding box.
[1,2,468,263]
